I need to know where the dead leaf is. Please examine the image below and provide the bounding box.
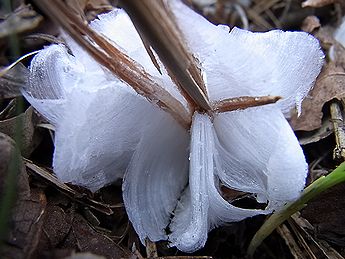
[0,132,47,259]
[302,0,337,8]
[302,182,345,247]
[0,63,28,99]
[0,132,30,199]
[2,188,47,259]
[289,62,345,131]
[64,213,132,259]
[0,106,41,157]
[301,16,321,33]
[289,30,345,133]
[298,115,333,145]
[0,4,43,38]
[40,204,72,249]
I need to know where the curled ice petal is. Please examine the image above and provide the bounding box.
[26,44,81,99]
[53,82,157,191]
[169,113,267,252]
[23,7,191,191]
[23,1,322,253]
[24,43,164,191]
[214,105,308,208]
[123,112,189,242]
[169,0,324,115]
[22,44,82,124]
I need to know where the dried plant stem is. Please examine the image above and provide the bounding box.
[0,50,40,77]
[330,101,345,160]
[212,95,281,113]
[32,0,284,128]
[33,0,193,129]
[24,159,114,215]
[276,224,305,258]
[121,0,211,111]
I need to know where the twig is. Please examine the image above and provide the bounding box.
[120,0,211,111]
[24,159,114,215]
[0,50,40,77]
[276,223,306,259]
[330,101,345,160]
[32,0,193,129]
[212,95,281,113]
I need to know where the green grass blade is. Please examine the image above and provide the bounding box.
[247,161,345,257]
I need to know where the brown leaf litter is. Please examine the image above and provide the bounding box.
[0,106,41,157]
[290,22,345,132]
[2,1,345,259]
[0,4,42,38]
[289,61,345,132]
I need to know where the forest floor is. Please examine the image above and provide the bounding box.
[1,0,345,258]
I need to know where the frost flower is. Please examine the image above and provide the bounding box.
[23,0,323,252]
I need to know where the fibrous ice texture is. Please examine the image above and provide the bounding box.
[24,0,324,252]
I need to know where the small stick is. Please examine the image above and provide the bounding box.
[212,95,282,113]
[0,50,40,77]
[121,0,211,111]
[24,159,114,215]
[330,101,345,161]
[276,223,306,259]
[32,0,193,129]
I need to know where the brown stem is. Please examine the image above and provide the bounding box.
[120,0,211,111]
[212,95,282,113]
[32,0,282,130]
[32,0,193,129]
[330,101,345,160]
